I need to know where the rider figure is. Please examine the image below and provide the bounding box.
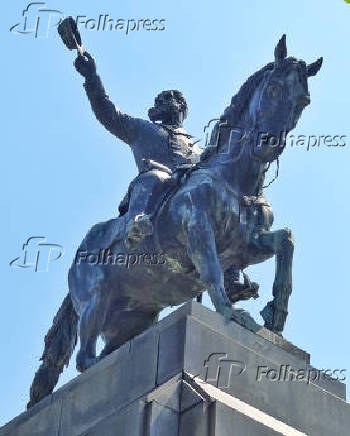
[74,52,202,248]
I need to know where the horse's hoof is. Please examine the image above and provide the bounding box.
[76,352,98,372]
[261,301,287,334]
[231,307,260,332]
[260,301,274,329]
[272,330,283,337]
[226,282,259,303]
[222,304,234,319]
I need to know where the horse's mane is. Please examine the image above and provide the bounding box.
[200,61,275,162]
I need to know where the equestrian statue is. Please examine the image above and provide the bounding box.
[27,21,322,407]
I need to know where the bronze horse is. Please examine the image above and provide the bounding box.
[28,35,322,407]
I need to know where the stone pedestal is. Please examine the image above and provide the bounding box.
[1,301,349,435]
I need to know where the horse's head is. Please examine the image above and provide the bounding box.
[248,34,322,162]
[202,35,322,194]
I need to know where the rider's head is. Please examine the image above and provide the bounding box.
[148,90,188,127]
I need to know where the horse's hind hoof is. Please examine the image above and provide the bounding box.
[76,351,98,373]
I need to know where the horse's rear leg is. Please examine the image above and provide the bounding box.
[185,211,232,318]
[76,291,107,372]
[256,228,294,333]
[100,310,159,358]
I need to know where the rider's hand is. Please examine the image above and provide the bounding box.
[74,52,96,78]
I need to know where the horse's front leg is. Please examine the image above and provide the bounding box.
[256,228,294,334]
[185,210,233,318]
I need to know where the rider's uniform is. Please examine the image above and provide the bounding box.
[83,73,202,219]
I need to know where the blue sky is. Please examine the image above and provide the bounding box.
[2,0,350,426]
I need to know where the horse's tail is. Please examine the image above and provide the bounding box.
[27,294,78,408]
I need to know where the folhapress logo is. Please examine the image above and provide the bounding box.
[10,236,64,272]
[10,2,63,38]
[10,3,166,38]
[193,353,246,389]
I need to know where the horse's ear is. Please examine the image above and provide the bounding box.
[307,57,323,77]
[274,34,287,66]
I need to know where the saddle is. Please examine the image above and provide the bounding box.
[118,160,195,217]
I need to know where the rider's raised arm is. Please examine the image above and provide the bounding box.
[75,52,139,146]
